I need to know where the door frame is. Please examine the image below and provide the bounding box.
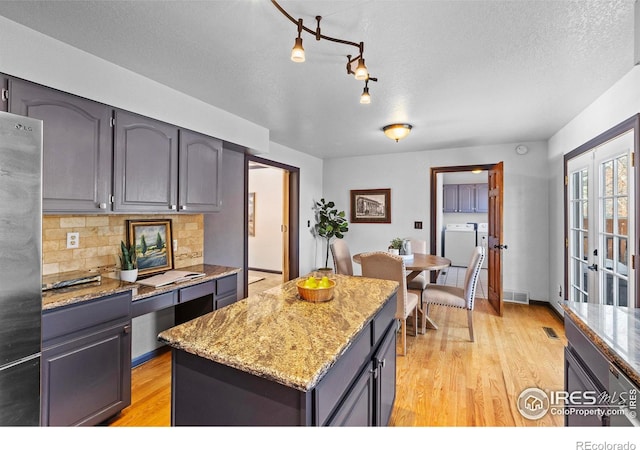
[429,163,502,313]
[245,155,300,290]
[563,114,640,307]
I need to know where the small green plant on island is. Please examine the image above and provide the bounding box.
[119,240,137,271]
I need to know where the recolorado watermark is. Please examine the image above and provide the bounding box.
[516,386,637,420]
[575,442,636,450]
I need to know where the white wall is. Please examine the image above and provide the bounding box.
[323,141,550,301]
[0,16,269,153]
[547,65,640,315]
[248,167,284,271]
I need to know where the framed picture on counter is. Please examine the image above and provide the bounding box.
[350,188,391,223]
[127,219,174,277]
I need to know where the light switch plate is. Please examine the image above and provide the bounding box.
[66,232,79,249]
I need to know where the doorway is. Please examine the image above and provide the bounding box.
[430,163,505,316]
[245,155,299,295]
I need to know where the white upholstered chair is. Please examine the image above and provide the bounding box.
[330,239,354,276]
[407,238,428,293]
[360,251,419,356]
[422,246,485,342]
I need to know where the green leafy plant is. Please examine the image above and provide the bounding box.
[313,198,349,269]
[389,237,403,250]
[119,240,137,270]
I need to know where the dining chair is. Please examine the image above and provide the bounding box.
[359,251,419,356]
[422,246,485,342]
[407,238,428,292]
[330,239,354,276]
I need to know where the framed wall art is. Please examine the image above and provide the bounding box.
[248,192,256,236]
[127,219,174,276]
[350,188,391,223]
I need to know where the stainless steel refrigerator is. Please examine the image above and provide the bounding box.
[0,110,42,425]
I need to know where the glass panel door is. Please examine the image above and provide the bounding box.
[567,130,635,306]
[568,152,594,303]
[594,131,634,306]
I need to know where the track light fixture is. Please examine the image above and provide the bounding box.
[272,0,378,103]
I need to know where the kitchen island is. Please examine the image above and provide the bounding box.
[158,274,399,426]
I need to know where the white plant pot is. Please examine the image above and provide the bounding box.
[120,269,138,283]
[388,248,399,255]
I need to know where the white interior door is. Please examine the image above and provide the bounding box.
[567,130,635,306]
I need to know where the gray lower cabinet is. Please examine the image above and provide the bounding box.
[171,292,396,426]
[564,315,610,426]
[178,128,223,212]
[113,109,179,212]
[8,78,113,213]
[41,291,132,426]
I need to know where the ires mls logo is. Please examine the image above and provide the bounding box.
[517,387,550,420]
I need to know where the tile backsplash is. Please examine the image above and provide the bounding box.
[42,214,204,276]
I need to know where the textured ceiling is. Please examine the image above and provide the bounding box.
[0,0,635,158]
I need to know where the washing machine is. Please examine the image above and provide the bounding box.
[477,222,488,268]
[444,223,477,267]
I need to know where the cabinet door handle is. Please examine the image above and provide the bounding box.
[169,204,176,210]
[98,202,107,209]
[123,325,131,335]
[180,205,187,211]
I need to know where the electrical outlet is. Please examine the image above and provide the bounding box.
[173,239,178,251]
[66,232,79,249]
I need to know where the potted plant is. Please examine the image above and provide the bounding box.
[118,240,138,282]
[313,198,349,272]
[389,237,403,255]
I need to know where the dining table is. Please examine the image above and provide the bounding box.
[352,252,451,332]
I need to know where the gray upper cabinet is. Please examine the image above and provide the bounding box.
[443,183,488,213]
[0,76,7,112]
[178,129,223,212]
[8,79,112,213]
[113,110,179,212]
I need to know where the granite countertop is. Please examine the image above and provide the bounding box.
[562,301,640,386]
[42,264,242,311]
[158,274,398,392]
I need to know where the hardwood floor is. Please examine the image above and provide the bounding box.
[108,296,566,427]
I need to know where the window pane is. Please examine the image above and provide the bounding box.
[603,198,613,233]
[617,238,628,275]
[582,232,588,260]
[603,273,614,305]
[571,172,580,200]
[603,160,613,196]
[618,278,627,307]
[571,201,580,229]
[605,236,614,270]
[617,197,628,235]
[582,170,588,198]
[617,155,627,195]
[582,200,588,230]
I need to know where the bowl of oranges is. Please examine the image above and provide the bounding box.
[296,275,336,302]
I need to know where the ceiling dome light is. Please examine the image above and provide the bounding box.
[354,58,368,80]
[383,123,412,142]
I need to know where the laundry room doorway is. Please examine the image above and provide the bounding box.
[430,163,505,316]
[246,156,299,296]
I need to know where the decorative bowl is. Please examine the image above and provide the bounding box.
[296,279,336,302]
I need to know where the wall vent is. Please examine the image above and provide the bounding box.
[503,289,529,304]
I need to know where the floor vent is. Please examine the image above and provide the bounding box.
[543,327,559,339]
[503,289,529,304]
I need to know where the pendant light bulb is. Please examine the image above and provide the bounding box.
[354,58,368,80]
[360,86,371,104]
[291,37,305,62]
